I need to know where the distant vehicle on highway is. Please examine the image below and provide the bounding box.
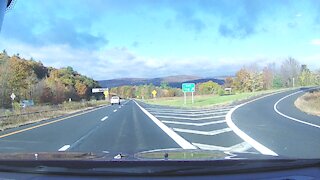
[110,96,120,105]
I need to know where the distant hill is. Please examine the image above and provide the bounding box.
[98,75,225,88]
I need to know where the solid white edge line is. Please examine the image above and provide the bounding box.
[274,89,320,129]
[134,100,197,149]
[225,91,288,156]
[58,145,70,151]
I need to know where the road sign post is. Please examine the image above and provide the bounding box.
[10,93,16,101]
[192,92,194,104]
[152,90,157,98]
[103,90,109,100]
[182,83,195,105]
[10,93,16,110]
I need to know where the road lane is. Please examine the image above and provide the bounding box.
[232,88,320,158]
[0,103,119,152]
[275,89,320,127]
[1,88,317,158]
[70,100,180,154]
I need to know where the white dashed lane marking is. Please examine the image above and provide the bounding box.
[101,116,108,121]
[58,145,70,151]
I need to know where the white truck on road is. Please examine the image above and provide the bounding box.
[110,96,120,105]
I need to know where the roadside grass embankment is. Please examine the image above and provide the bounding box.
[0,100,109,131]
[295,90,320,117]
[144,88,293,108]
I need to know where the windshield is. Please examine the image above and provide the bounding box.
[0,0,319,163]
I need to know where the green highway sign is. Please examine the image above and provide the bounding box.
[182,83,195,92]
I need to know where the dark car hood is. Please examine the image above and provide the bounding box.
[0,150,318,176]
[0,149,278,161]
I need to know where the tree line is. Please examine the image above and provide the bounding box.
[110,81,225,99]
[0,50,100,108]
[226,57,320,92]
[1,51,319,106]
[109,82,184,99]
[111,57,320,99]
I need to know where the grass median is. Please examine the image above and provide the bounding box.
[295,90,320,116]
[143,88,290,108]
[0,100,109,131]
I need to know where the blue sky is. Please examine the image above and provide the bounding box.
[0,0,320,80]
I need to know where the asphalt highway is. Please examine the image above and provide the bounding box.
[0,100,180,154]
[0,88,318,159]
[231,88,320,158]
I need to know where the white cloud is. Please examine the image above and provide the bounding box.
[0,40,242,79]
[3,38,317,80]
[310,39,320,46]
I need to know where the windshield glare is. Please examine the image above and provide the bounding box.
[0,0,319,162]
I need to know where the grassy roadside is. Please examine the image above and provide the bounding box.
[143,88,293,108]
[295,90,320,117]
[0,100,109,131]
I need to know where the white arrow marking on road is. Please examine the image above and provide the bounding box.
[101,116,108,121]
[162,120,226,126]
[155,115,225,120]
[150,111,229,117]
[58,145,70,151]
[145,108,233,114]
[173,128,232,136]
[192,142,252,152]
[113,109,117,112]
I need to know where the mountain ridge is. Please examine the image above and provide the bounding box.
[98,75,225,88]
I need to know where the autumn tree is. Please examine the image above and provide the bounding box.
[272,75,283,88]
[298,65,312,86]
[262,63,276,90]
[0,52,99,107]
[280,57,300,87]
[224,77,234,88]
[198,81,222,95]
[75,81,88,99]
[0,52,12,107]
[234,68,251,92]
